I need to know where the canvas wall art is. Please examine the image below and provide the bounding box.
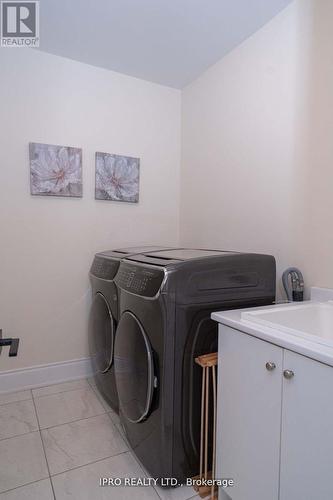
[30,143,82,197]
[95,152,140,203]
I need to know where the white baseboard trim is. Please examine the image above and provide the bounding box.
[0,357,93,394]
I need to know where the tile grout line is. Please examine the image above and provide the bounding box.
[0,428,40,444]
[32,383,94,401]
[50,449,130,478]
[0,428,39,443]
[0,396,32,407]
[0,378,90,402]
[38,409,108,432]
[49,476,57,498]
[0,477,51,496]
[31,392,57,500]
[0,391,39,442]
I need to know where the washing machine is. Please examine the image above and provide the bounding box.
[88,245,174,413]
[114,248,276,481]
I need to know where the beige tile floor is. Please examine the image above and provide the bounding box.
[0,379,200,500]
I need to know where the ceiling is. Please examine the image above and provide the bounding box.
[38,0,292,88]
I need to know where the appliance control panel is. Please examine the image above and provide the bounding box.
[116,264,165,297]
[90,256,119,280]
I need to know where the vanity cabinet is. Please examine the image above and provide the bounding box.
[217,325,333,500]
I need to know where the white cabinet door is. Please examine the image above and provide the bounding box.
[280,350,333,500]
[216,326,283,500]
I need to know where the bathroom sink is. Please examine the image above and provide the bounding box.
[241,302,333,347]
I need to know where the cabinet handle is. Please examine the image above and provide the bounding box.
[283,369,294,380]
[266,361,276,371]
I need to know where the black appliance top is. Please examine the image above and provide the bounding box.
[90,246,175,280]
[118,249,276,302]
[124,248,237,267]
[144,249,234,260]
[98,245,172,260]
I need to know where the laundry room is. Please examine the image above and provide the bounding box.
[1,1,333,499]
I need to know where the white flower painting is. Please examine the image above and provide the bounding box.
[95,152,140,203]
[30,143,82,197]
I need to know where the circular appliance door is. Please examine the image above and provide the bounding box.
[114,311,155,423]
[89,292,114,374]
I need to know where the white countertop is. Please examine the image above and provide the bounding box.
[212,301,333,368]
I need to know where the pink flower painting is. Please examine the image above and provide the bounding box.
[30,143,82,197]
[95,152,140,203]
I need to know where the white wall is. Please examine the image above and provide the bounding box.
[0,49,181,371]
[181,0,333,297]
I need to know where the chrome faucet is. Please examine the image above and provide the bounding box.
[282,267,304,302]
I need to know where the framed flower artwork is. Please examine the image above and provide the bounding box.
[29,143,82,197]
[95,152,140,203]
